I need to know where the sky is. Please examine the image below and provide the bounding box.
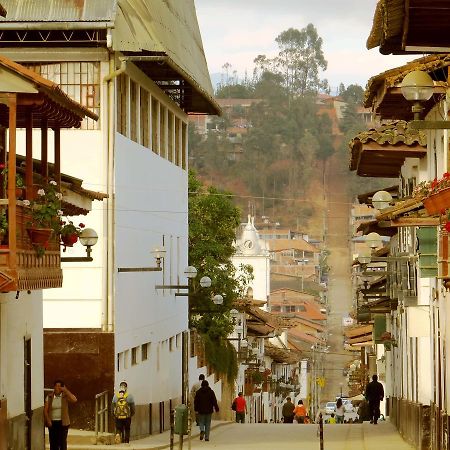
[195,0,413,94]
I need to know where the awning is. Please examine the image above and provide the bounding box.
[349,121,426,177]
[367,0,450,54]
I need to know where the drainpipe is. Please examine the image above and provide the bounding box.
[102,53,127,332]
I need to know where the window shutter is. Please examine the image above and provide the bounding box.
[417,227,438,278]
[373,314,387,344]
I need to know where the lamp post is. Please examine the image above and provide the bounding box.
[400,70,450,129]
[61,227,99,262]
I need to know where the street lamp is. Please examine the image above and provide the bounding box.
[117,246,166,272]
[61,227,99,263]
[372,190,393,210]
[400,70,450,129]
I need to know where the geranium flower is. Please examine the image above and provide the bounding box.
[22,200,30,206]
[55,192,63,200]
[49,180,57,186]
[37,189,45,196]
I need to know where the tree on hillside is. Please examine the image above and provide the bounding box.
[254,24,328,97]
[339,84,365,105]
[188,171,253,381]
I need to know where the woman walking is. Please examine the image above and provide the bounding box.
[335,398,345,424]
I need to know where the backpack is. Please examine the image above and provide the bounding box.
[114,396,131,419]
[231,400,237,411]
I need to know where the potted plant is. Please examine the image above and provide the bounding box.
[414,173,450,215]
[60,219,85,250]
[23,180,63,255]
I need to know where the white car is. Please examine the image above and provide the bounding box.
[325,402,336,414]
[343,399,354,412]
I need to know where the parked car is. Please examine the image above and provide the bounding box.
[343,399,354,412]
[325,401,336,414]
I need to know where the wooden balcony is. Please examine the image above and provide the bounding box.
[0,55,98,293]
[0,203,61,292]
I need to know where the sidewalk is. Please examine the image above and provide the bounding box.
[64,421,232,450]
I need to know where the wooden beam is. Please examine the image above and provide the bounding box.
[380,217,440,227]
[53,127,61,187]
[41,118,48,180]
[7,94,17,269]
[25,110,33,200]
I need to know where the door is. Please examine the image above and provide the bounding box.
[24,338,31,450]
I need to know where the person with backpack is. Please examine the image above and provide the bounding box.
[111,381,135,444]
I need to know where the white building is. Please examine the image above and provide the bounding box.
[232,216,270,304]
[0,0,219,438]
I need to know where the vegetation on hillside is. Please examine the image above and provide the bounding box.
[190,24,373,231]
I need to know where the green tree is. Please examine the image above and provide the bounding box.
[273,24,328,96]
[340,84,365,105]
[188,171,253,380]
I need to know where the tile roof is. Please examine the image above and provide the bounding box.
[268,238,319,253]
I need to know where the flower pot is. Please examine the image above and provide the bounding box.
[61,233,78,247]
[27,227,53,246]
[423,188,450,215]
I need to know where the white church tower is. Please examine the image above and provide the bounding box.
[232,216,271,306]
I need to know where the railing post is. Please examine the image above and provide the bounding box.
[94,395,99,443]
[319,412,324,450]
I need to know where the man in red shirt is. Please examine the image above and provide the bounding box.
[232,392,247,423]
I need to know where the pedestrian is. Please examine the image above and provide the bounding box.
[112,381,135,444]
[190,374,205,425]
[365,374,384,425]
[44,379,77,450]
[282,397,295,423]
[294,400,307,424]
[194,380,219,442]
[232,391,247,423]
[328,413,336,424]
[335,398,345,424]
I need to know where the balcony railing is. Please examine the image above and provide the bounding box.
[0,201,61,292]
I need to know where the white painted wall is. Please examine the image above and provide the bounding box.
[11,128,108,329]
[0,291,44,417]
[114,133,188,404]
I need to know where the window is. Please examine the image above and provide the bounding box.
[141,343,150,361]
[140,88,150,148]
[169,337,175,352]
[130,80,138,142]
[124,350,130,369]
[152,98,159,154]
[176,333,181,349]
[131,346,138,366]
[160,106,167,158]
[168,111,174,162]
[182,122,187,169]
[271,305,281,312]
[117,74,128,136]
[26,62,101,130]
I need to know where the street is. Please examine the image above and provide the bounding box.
[185,422,414,450]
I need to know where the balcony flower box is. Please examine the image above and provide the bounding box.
[423,187,450,215]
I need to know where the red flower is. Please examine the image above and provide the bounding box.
[445,222,450,232]
[79,223,85,228]
[0,164,5,170]
[431,179,438,188]
[444,172,450,179]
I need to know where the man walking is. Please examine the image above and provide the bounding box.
[194,380,219,441]
[282,397,295,423]
[365,374,384,424]
[190,374,205,425]
[112,381,135,443]
[232,392,247,423]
